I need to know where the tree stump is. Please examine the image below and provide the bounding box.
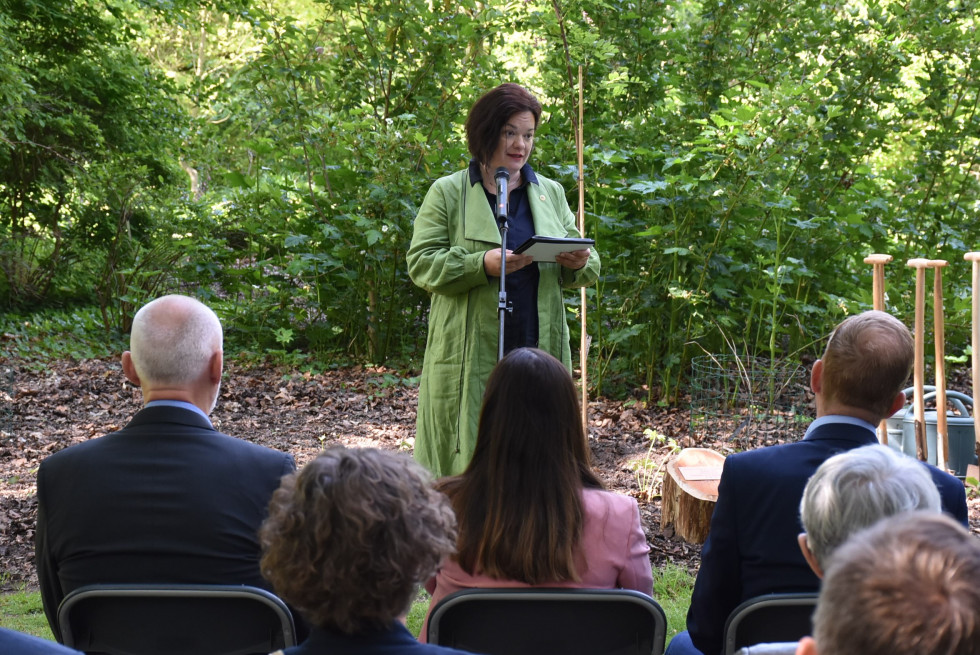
[661,448,726,544]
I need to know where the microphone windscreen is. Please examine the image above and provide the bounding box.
[495,166,510,180]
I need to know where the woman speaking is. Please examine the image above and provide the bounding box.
[407,83,600,477]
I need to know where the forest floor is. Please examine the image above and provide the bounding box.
[1,356,978,592]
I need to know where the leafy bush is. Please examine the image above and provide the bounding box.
[5,0,979,398]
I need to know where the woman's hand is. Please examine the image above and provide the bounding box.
[555,248,591,271]
[483,249,534,277]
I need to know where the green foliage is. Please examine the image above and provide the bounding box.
[1,307,127,363]
[629,427,680,501]
[0,0,184,312]
[521,0,980,399]
[4,0,980,398]
[151,0,508,364]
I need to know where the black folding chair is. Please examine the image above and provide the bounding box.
[56,584,297,655]
[723,593,818,655]
[427,588,667,655]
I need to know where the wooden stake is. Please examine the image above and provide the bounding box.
[576,65,588,435]
[864,254,893,443]
[907,258,931,462]
[928,260,949,472]
[965,252,980,461]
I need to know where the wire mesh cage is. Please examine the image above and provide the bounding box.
[689,355,811,449]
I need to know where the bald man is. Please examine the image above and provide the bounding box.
[36,295,296,642]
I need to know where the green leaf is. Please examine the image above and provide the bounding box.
[224,171,252,188]
[629,180,669,195]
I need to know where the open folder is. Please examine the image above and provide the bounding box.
[513,235,595,263]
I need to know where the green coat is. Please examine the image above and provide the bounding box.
[406,168,600,477]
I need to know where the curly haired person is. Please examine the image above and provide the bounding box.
[259,447,477,655]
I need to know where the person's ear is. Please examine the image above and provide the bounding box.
[810,359,823,395]
[887,390,906,418]
[798,533,824,579]
[121,351,141,387]
[209,350,223,384]
[796,636,818,655]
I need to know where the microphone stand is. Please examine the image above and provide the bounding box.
[494,167,511,362]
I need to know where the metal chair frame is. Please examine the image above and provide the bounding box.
[56,583,297,655]
[427,588,668,655]
[723,592,819,655]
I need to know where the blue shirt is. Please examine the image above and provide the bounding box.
[469,159,540,353]
[144,400,212,427]
[803,414,876,440]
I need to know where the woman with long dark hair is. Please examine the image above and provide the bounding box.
[419,348,652,640]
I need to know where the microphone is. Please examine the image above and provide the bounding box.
[494,167,510,223]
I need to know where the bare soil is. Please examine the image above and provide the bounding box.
[1,356,977,592]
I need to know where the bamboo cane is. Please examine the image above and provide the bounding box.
[577,65,589,435]
[864,254,892,443]
[928,260,949,471]
[907,258,931,462]
[965,252,980,461]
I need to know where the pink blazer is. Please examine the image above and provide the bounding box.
[419,488,653,642]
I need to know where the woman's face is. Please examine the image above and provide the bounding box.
[487,111,536,179]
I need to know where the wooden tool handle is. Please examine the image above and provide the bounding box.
[966,253,980,457]
[866,254,891,314]
[908,259,928,461]
[867,252,892,443]
[931,262,948,470]
[864,254,894,444]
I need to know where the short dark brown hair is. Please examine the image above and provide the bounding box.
[814,512,980,655]
[465,83,542,169]
[439,348,603,584]
[820,310,914,420]
[259,447,457,635]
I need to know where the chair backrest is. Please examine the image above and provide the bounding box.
[723,593,818,655]
[57,584,297,655]
[427,588,668,655]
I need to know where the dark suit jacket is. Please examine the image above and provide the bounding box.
[35,405,295,641]
[686,421,968,655]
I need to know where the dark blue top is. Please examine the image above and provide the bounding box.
[685,420,969,655]
[0,628,82,654]
[469,159,539,353]
[284,623,476,655]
